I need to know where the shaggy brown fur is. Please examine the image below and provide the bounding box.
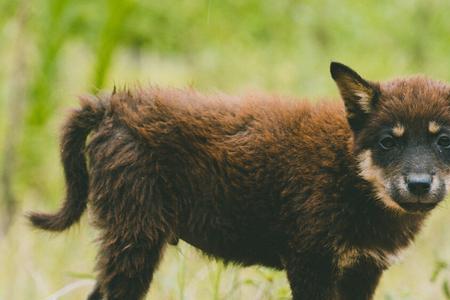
[29,62,450,299]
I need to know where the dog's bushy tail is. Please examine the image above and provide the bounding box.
[28,97,107,231]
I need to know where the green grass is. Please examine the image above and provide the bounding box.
[2,0,450,299]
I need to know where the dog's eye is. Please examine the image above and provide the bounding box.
[379,136,396,150]
[437,134,450,148]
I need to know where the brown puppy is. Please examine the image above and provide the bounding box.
[29,62,450,299]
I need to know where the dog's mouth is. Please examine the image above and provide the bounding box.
[388,176,446,213]
[397,202,437,213]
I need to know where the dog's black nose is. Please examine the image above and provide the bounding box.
[407,174,432,196]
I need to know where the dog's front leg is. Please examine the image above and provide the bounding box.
[336,256,383,300]
[286,252,338,300]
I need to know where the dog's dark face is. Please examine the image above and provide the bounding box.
[331,62,450,213]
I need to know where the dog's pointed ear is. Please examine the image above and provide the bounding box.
[330,62,379,132]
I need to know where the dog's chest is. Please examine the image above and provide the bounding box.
[336,246,406,270]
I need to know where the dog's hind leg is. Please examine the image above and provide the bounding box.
[89,230,167,300]
[87,284,101,300]
[87,186,171,300]
[86,151,174,299]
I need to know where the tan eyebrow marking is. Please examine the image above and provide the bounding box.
[392,123,405,137]
[429,121,440,134]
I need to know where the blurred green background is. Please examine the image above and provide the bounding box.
[1,0,450,299]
